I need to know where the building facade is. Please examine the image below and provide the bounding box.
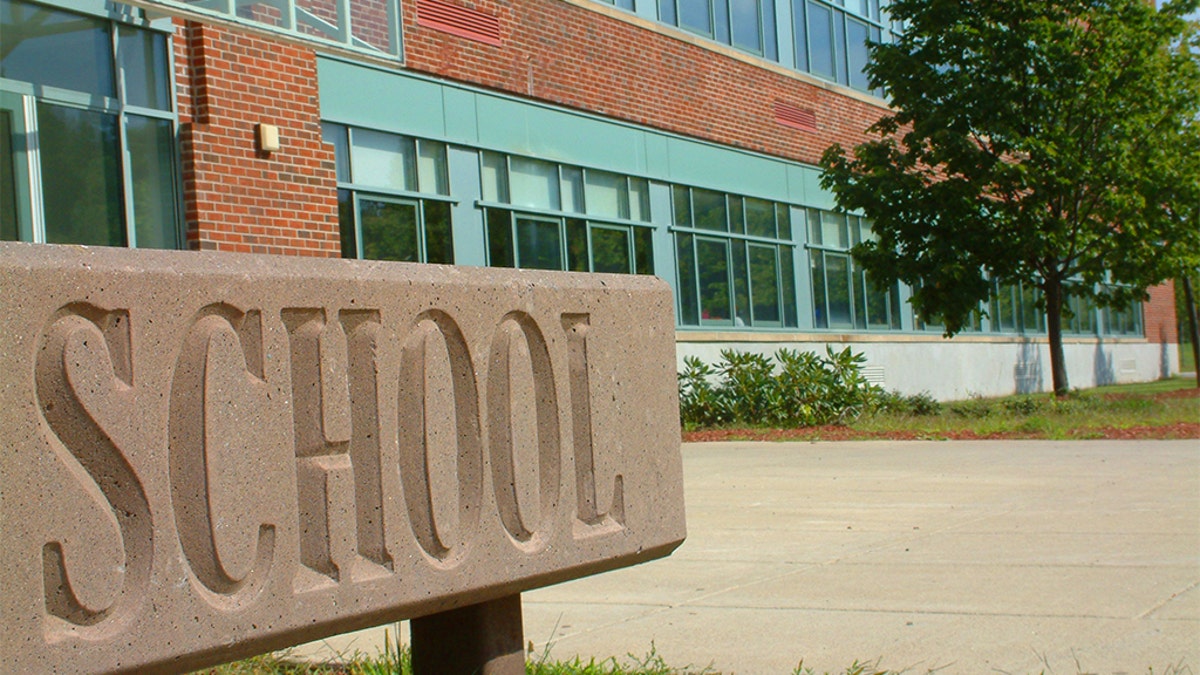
[1,0,1180,399]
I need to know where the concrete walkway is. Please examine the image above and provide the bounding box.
[297,440,1200,674]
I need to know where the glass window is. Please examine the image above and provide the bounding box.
[481,151,508,203]
[127,115,180,249]
[807,209,901,331]
[807,2,835,79]
[351,129,415,192]
[182,0,399,56]
[516,216,563,270]
[584,170,625,219]
[591,225,632,274]
[561,166,584,213]
[330,125,454,264]
[0,0,115,98]
[360,197,419,262]
[674,185,798,328]
[38,103,124,246]
[1,1,179,249]
[509,156,560,210]
[847,18,871,91]
[118,26,170,111]
[678,0,713,36]
[730,0,762,53]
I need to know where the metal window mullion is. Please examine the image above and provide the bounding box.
[416,199,428,263]
[509,210,520,268]
[336,0,351,44]
[22,96,46,244]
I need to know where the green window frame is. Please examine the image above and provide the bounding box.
[480,152,654,275]
[1,0,182,249]
[658,0,779,60]
[673,185,797,328]
[806,209,901,331]
[323,122,455,264]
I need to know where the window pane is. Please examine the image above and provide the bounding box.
[763,0,778,60]
[792,0,808,71]
[127,115,179,249]
[235,0,287,28]
[749,244,780,323]
[864,271,890,328]
[322,123,351,183]
[847,18,871,90]
[2,108,19,241]
[660,0,677,25]
[822,211,848,248]
[634,226,654,275]
[487,208,514,267]
[591,226,631,274]
[338,189,355,258]
[566,219,588,271]
[834,8,848,83]
[714,0,730,43]
[772,204,788,240]
[296,0,343,41]
[423,199,454,264]
[584,170,625,219]
[628,178,650,222]
[352,129,415,191]
[730,0,762,53]
[807,2,835,79]
[994,283,1017,332]
[350,0,395,53]
[1,0,115,98]
[561,166,584,213]
[359,197,418,262]
[676,233,699,325]
[731,239,749,325]
[416,141,448,195]
[825,252,852,328]
[1020,284,1042,332]
[696,237,731,323]
[692,188,727,231]
[729,196,745,234]
[673,185,692,227]
[744,197,774,238]
[516,216,563,270]
[781,246,797,326]
[810,252,828,328]
[807,209,822,245]
[38,103,124,246]
[679,0,712,35]
[481,152,508,202]
[509,156,559,210]
[119,27,170,110]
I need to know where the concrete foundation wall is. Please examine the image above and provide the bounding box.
[677,337,1179,400]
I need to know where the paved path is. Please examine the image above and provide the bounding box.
[297,440,1200,674]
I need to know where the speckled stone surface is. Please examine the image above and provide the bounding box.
[0,242,685,674]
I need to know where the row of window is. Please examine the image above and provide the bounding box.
[320,123,1144,337]
[657,0,894,93]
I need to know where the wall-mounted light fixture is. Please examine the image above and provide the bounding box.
[257,123,280,153]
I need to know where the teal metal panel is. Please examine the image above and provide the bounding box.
[317,58,445,138]
[446,145,487,266]
[664,138,791,201]
[643,134,671,177]
[775,0,795,72]
[790,206,815,329]
[648,181,677,292]
[442,87,480,146]
[633,0,658,21]
[799,165,838,210]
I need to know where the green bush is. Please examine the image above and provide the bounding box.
[678,347,882,430]
[875,390,941,416]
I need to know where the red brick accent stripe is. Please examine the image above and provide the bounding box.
[417,0,502,46]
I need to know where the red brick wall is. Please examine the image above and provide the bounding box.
[174,20,341,256]
[1144,282,1178,344]
[401,0,885,166]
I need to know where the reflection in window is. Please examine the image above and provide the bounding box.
[793,0,889,93]
[326,123,454,263]
[807,209,901,330]
[1,0,179,249]
[481,152,653,275]
[658,0,778,59]
[674,185,797,328]
[181,0,400,57]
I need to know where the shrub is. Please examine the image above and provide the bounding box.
[876,390,941,416]
[678,347,882,430]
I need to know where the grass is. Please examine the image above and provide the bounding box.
[1180,342,1196,374]
[849,377,1198,440]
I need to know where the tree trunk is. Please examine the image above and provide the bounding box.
[1183,275,1200,388]
[1044,278,1069,397]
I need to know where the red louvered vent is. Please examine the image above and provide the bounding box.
[773,101,818,133]
[417,0,502,46]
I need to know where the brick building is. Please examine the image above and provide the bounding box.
[0,0,1180,398]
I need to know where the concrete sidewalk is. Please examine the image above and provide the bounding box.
[298,440,1200,674]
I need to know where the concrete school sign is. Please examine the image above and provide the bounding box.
[0,242,686,674]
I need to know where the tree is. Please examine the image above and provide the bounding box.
[820,0,1200,396]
